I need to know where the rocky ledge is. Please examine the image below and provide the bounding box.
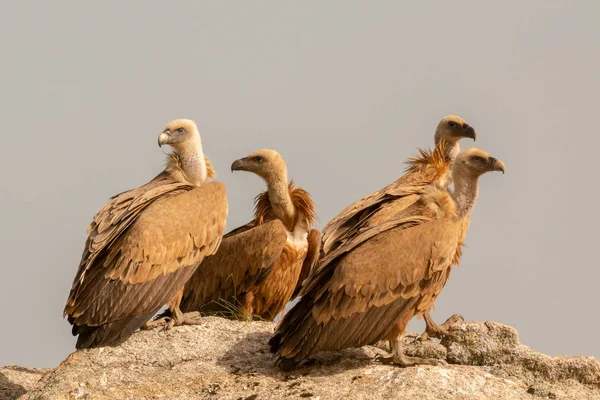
[3,318,600,399]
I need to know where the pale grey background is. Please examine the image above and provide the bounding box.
[1,1,598,368]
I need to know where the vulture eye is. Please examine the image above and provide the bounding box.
[176,127,185,133]
[448,121,456,128]
[472,156,485,163]
[254,156,264,163]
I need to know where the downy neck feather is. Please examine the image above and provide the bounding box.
[451,168,479,219]
[165,138,216,185]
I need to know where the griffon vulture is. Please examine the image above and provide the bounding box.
[319,115,476,339]
[63,119,228,349]
[179,149,320,321]
[269,148,505,369]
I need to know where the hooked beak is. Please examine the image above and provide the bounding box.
[464,124,476,141]
[157,131,171,148]
[231,157,249,172]
[489,157,506,174]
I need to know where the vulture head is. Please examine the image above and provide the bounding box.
[454,148,506,177]
[158,119,201,152]
[435,115,477,144]
[231,149,288,182]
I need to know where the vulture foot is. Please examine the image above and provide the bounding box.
[376,354,446,367]
[375,338,446,367]
[170,310,203,327]
[142,310,203,331]
[419,313,463,341]
[142,316,171,331]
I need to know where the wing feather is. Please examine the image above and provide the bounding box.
[65,180,228,328]
[180,219,288,314]
[291,229,321,299]
[271,213,464,363]
[321,143,451,256]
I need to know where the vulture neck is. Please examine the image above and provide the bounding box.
[266,169,295,225]
[434,137,460,187]
[452,169,479,219]
[177,139,207,186]
[435,137,461,163]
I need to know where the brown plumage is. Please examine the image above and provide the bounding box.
[318,116,475,340]
[64,119,228,349]
[321,115,475,257]
[180,149,320,321]
[165,153,216,180]
[269,144,504,369]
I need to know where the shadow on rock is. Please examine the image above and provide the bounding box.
[0,372,26,400]
[216,330,280,377]
[217,329,387,379]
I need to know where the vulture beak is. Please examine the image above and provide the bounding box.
[489,157,506,174]
[463,124,477,141]
[157,131,171,148]
[231,157,249,172]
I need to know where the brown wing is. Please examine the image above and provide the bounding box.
[180,219,288,314]
[69,172,194,291]
[291,229,321,299]
[270,215,464,364]
[318,196,422,268]
[223,220,260,237]
[322,145,451,256]
[64,180,228,327]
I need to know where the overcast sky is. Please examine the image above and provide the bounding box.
[1,1,599,368]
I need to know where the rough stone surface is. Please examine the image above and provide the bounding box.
[5,318,600,399]
[1,366,48,400]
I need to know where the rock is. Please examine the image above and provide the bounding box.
[9,318,600,399]
[442,320,600,395]
[1,366,48,400]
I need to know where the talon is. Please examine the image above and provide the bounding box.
[441,314,463,328]
[164,318,175,331]
[169,309,203,328]
[419,325,448,340]
[375,354,442,367]
[381,338,446,367]
[396,355,445,367]
[421,312,463,340]
[142,316,171,331]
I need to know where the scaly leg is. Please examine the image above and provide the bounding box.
[143,308,203,331]
[419,312,463,341]
[376,338,446,367]
[168,307,203,328]
[141,309,170,330]
[143,289,202,331]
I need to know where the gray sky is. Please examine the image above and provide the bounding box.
[1,1,599,368]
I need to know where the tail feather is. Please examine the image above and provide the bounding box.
[268,293,316,369]
[72,311,156,349]
[269,286,420,369]
[269,332,302,370]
